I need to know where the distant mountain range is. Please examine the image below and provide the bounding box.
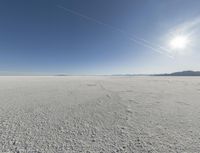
[111,71,200,76]
[1,71,198,76]
[154,71,200,76]
[52,71,200,76]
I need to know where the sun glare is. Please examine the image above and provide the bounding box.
[170,35,189,50]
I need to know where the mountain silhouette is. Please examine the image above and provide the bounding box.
[155,71,200,76]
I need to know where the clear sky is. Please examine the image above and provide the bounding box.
[1,0,200,75]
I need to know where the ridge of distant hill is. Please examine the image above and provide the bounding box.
[154,71,200,76]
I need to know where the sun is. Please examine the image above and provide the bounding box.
[169,35,189,50]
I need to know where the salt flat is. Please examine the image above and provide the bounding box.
[0,76,200,153]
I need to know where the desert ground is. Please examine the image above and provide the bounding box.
[0,76,200,153]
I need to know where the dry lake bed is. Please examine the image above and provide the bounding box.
[0,76,200,153]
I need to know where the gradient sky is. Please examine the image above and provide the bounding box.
[1,0,200,75]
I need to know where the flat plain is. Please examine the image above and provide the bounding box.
[0,76,200,153]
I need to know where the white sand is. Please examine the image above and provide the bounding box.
[0,76,200,153]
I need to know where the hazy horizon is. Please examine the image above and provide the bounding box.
[0,69,200,76]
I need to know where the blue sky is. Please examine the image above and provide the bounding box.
[1,0,200,75]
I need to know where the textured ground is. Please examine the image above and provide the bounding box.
[0,76,200,153]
